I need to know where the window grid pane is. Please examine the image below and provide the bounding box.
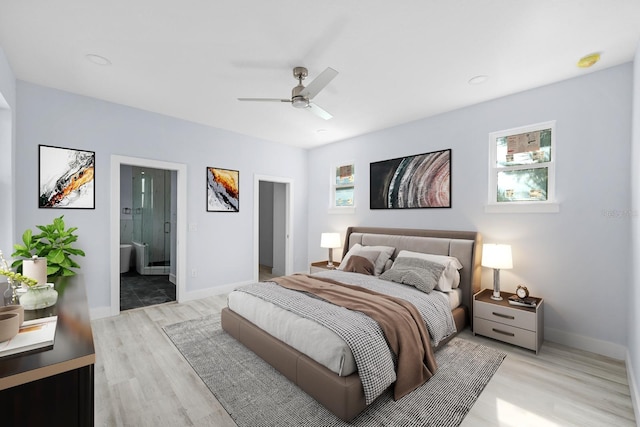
[335,186,354,207]
[335,165,355,185]
[497,167,548,202]
[496,128,552,167]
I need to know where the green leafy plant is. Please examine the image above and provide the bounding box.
[11,216,86,279]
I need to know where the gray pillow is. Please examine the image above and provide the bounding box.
[379,257,446,293]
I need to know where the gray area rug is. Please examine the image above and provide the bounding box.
[163,315,505,427]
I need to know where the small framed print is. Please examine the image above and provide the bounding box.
[206,167,239,212]
[38,145,95,209]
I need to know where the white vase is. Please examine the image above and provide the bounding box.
[19,284,58,310]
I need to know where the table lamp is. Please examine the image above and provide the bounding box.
[320,233,341,268]
[481,243,513,300]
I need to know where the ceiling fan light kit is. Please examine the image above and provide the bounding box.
[238,66,338,120]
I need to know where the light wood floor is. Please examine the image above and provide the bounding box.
[92,296,636,427]
[258,264,278,282]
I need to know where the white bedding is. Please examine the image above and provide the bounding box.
[227,271,461,377]
[228,290,357,375]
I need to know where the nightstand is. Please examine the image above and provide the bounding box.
[473,288,544,353]
[310,261,340,274]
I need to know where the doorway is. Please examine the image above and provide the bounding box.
[110,156,187,317]
[119,165,176,310]
[254,175,293,282]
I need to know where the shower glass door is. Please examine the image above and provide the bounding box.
[132,166,171,274]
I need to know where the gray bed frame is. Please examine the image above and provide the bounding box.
[221,226,482,421]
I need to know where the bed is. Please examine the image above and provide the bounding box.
[221,226,482,421]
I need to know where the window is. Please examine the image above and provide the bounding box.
[330,163,355,212]
[487,121,558,213]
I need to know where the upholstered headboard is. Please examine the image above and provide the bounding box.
[341,226,482,326]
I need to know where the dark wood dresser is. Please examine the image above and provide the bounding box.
[0,279,95,426]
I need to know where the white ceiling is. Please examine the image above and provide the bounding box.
[1,1,639,149]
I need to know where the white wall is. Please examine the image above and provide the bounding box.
[307,63,633,358]
[628,41,640,421]
[14,81,309,310]
[0,48,16,253]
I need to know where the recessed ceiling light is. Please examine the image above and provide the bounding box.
[577,53,600,68]
[85,54,112,66]
[316,129,329,134]
[468,75,489,85]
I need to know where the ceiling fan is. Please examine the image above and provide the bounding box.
[238,66,338,120]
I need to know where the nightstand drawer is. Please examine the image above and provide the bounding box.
[474,318,537,351]
[475,300,536,330]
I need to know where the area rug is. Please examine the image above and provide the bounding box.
[163,315,505,427]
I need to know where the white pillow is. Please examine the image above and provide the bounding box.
[395,250,462,291]
[339,243,395,276]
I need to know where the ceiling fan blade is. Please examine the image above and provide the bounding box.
[237,98,291,103]
[300,67,338,99]
[306,102,333,120]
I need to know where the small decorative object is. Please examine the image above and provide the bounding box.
[19,284,58,310]
[207,167,239,212]
[0,313,20,342]
[22,256,48,287]
[39,144,95,209]
[509,284,536,307]
[0,267,56,310]
[11,215,85,280]
[0,250,39,305]
[508,294,537,308]
[370,149,451,209]
[481,243,513,301]
[320,233,341,268]
[0,305,24,326]
[516,285,529,299]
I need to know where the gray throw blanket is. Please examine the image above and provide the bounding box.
[272,274,437,400]
[235,271,456,404]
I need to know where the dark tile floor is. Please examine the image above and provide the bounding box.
[120,271,176,311]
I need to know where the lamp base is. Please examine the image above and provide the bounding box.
[491,269,502,300]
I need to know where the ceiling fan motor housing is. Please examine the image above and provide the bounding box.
[291,84,309,108]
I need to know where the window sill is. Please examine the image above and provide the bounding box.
[328,207,356,215]
[484,202,560,214]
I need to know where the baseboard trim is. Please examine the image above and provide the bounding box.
[90,306,112,320]
[545,327,626,360]
[626,350,640,425]
[180,280,253,302]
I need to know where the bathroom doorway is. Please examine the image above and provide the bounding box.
[119,164,177,310]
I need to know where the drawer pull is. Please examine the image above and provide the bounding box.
[492,311,515,320]
[492,328,515,337]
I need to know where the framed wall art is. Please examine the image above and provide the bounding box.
[206,167,239,212]
[370,148,451,209]
[39,145,95,209]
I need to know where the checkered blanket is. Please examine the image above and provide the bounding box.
[235,270,456,404]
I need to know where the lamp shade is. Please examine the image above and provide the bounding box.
[320,233,341,249]
[481,244,513,269]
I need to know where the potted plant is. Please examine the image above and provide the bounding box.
[11,215,86,280]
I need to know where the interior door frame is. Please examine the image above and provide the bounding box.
[254,174,293,282]
[110,155,187,316]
